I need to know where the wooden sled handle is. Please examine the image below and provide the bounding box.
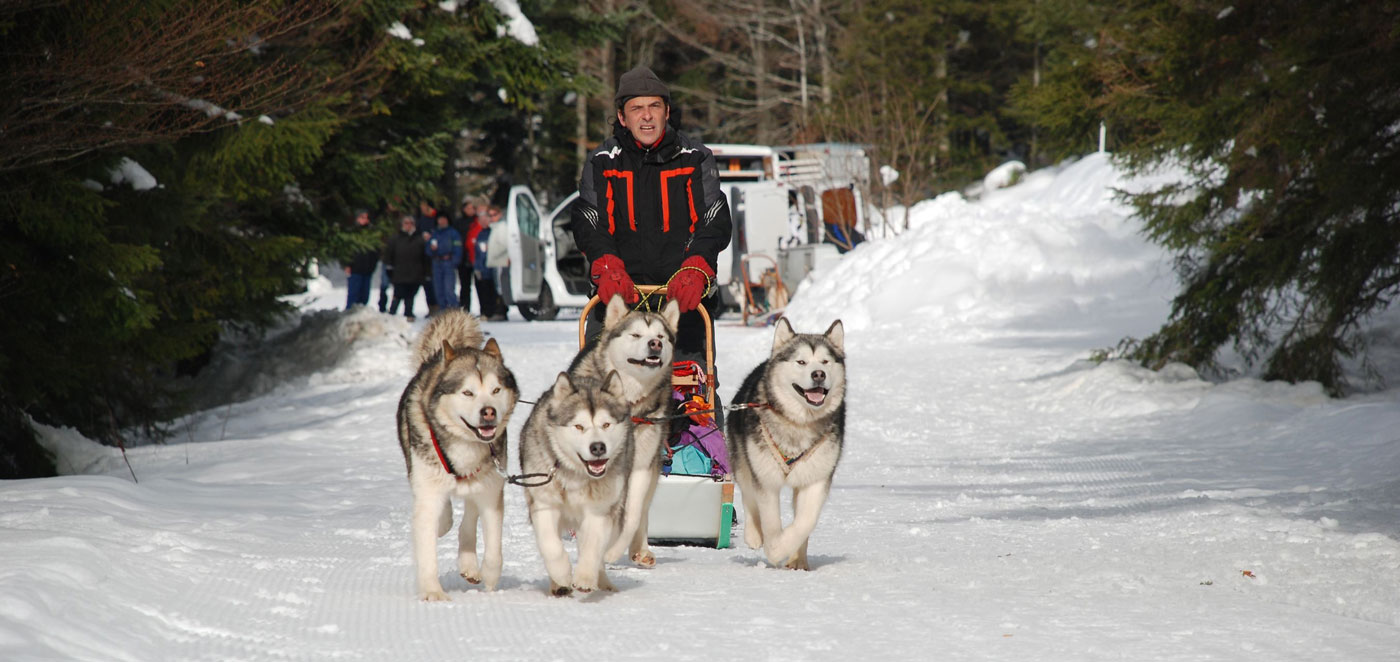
[578,285,716,405]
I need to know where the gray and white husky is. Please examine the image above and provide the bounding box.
[726,318,845,570]
[519,371,635,595]
[570,295,679,568]
[396,309,519,600]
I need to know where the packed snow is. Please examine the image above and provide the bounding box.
[4,153,1400,660]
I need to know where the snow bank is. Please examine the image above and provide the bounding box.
[785,153,1179,343]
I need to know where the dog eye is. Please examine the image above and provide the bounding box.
[630,333,641,338]
[574,424,585,432]
[463,390,474,397]
[796,360,807,366]
[492,387,501,394]
[602,422,610,429]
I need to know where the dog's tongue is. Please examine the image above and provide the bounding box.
[803,388,826,405]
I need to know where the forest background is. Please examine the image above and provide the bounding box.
[2,0,1396,478]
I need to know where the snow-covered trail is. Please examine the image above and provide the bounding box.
[4,311,1399,661]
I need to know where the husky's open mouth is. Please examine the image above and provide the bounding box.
[462,418,497,441]
[792,384,829,406]
[579,455,609,477]
[627,355,664,368]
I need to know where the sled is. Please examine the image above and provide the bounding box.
[739,254,788,327]
[579,285,734,549]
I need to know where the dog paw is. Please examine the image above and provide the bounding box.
[549,583,573,598]
[631,550,656,568]
[784,556,810,571]
[420,590,451,602]
[598,573,618,592]
[744,527,763,549]
[570,581,596,594]
[460,571,482,585]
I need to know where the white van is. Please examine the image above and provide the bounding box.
[493,186,591,320]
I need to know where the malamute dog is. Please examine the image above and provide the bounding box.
[570,295,679,568]
[726,318,845,570]
[396,309,519,600]
[519,371,635,595]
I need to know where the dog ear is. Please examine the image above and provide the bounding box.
[823,319,844,351]
[660,299,681,330]
[551,372,575,396]
[600,370,625,399]
[604,294,629,329]
[772,317,795,351]
[482,337,502,359]
[441,340,457,363]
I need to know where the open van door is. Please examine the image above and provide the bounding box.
[503,185,544,304]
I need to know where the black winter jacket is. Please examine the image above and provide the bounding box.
[570,122,732,285]
[381,230,428,284]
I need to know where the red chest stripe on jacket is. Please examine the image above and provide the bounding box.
[602,169,635,232]
[659,167,696,233]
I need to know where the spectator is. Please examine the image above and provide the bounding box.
[343,209,380,310]
[484,205,510,321]
[454,197,482,313]
[474,205,507,321]
[425,213,464,310]
[414,200,439,313]
[382,214,429,321]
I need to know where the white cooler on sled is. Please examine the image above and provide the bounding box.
[647,475,734,548]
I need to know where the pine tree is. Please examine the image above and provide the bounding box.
[1019,0,1400,393]
[0,0,589,474]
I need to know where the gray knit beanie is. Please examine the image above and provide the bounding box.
[614,66,671,109]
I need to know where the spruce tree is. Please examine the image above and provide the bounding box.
[1018,0,1400,393]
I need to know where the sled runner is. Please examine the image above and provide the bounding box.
[580,285,735,549]
[739,254,788,327]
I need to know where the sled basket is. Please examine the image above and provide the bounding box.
[579,285,735,548]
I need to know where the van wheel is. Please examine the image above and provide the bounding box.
[517,283,558,321]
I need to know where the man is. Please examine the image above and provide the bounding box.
[414,200,439,312]
[569,65,732,362]
[454,197,482,312]
[343,209,380,310]
[477,205,508,321]
[425,213,463,310]
[382,214,428,321]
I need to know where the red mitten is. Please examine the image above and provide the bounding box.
[668,256,714,312]
[590,255,638,304]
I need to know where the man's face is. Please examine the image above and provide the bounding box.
[617,96,669,147]
[488,209,502,226]
[437,215,449,228]
[355,212,370,226]
[400,218,415,232]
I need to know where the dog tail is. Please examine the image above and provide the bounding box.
[413,309,486,368]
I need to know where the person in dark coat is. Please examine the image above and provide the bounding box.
[344,209,380,310]
[414,200,440,313]
[382,214,429,321]
[569,65,732,362]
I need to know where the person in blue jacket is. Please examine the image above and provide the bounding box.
[424,213,463,310]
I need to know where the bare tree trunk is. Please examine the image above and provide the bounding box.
[753,12,772,143]
[791,0,809,131]
[935,48,950,171]
[814,0,831,105]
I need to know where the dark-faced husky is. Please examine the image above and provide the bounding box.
[570,295,679,568]
[519,371,635,595]
[396,309,519,600]
[726,318,845,570]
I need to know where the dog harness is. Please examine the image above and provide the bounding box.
[756,414,829,476]
[425,418,495,482]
